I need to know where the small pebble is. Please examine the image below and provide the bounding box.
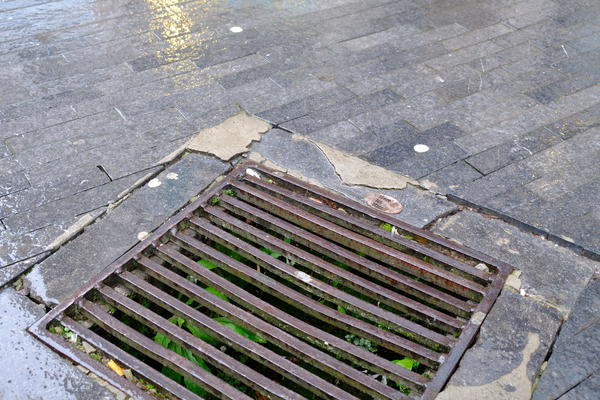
[230,26,243,33]
[137,231,149,241]
[147,178,161,188]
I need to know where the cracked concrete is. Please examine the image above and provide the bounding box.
[315,140,417,190]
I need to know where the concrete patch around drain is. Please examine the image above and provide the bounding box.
[314,141,417,190]
[186,111,272,160]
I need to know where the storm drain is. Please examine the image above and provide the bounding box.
[29,162,512,400]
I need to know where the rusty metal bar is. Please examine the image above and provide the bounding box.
[204,206,463,333]
[218,194,473,317]
[60,317,203,400]
[118,268,409,399]
[148,244,439,379]
[242,173,491,281]
[230,181,486,300]
[78,300,252,400]
[95,284,316,400]
[184,218,454,350]
[246,163,513,277]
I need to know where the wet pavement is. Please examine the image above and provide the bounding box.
[1,0,600,398]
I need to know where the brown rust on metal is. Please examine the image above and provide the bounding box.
[134,254,427,392]
[218,194,473,317]
[163,233,445,366]
[243,169,496,281]
[79,300,253,400]
[205,205,463,333]
[28,161,512,400]
[119,265,411,398]
[187,216,454,349]
[61,317,199,400]
[231,181,486,300]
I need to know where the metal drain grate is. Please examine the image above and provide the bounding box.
[29,162,512,400]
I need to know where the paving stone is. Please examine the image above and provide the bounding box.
[0,158,29,196]
[526,74,600,104]
[362,122,468,178]
[433,210,599,309]
[442,22,514,51]
[24,153,229,305]
[0,288,114,399]
[251,129,457,229]
[545,101,600,139]
[257,86,356,124]
[466,127,563,174]
[0,165,109,218]
[533,277,600,400]
[3,169,151,236]
[0,222,66,268]
[420,160,483,192]
[280,89,402,134]
[426,40,504,70]
[437,290,562,399]
[0,253,47,288]
[1,0,600,366]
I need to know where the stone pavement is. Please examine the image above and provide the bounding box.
[2,0,600,278]
[1,0,600,398]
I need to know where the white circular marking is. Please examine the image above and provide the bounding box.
[147,178,161,188]
[413,144,430,153]
[137,231,149,241]
[166,172,179,180]
[230,26,243,33]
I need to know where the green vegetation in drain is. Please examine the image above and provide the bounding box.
[380,222,415,240]
[154,316,212,396]
[380,223,394,233]
[392,357,420,395]
[223,189,235,196]
[205,287,229,301]
[344,334,378,353]
[210,195,220,205]
[154,312,266,396]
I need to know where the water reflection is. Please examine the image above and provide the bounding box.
[0,0,95,42]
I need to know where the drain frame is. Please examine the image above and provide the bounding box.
[29,161,512,400]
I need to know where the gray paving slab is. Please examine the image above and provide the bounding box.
[437,290,562,399]
[24,153,229,306]
[432,210,599,309]
[0,288,114,400]
[533,277,600,400]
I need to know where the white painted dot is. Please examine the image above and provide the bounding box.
[147,178,161,188]
[137,231,149,241]
[230,26,243,33]
[166,172,179,180]
[413,144,430,153]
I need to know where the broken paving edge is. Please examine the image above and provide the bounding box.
[445,193,600,262]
